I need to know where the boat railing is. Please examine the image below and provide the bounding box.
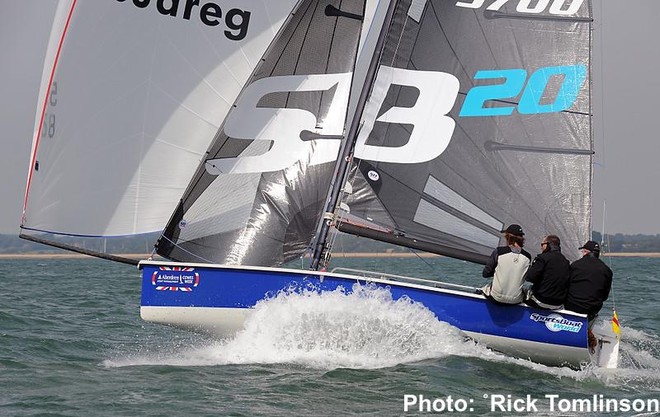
[329,267,478,292]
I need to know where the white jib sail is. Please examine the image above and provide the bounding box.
[22,0,297,237]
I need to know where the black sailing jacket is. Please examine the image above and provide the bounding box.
[564,255,613,316]
[523,245,570,305]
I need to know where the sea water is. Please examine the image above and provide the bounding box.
[1,256,659,416]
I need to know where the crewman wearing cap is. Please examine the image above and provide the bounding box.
[564,240,613,322]
[481,224,532,304]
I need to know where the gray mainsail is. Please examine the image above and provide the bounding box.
[330,0,593,264]
[157,0,367,266]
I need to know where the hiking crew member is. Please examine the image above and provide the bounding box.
[481,224,532,304]
[564,240,613,321]
[523,235,570,310]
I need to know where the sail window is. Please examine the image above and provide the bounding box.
[414,199,500,247]
[423,176,502,231]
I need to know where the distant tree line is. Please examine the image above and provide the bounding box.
[592,232,660,253]
[1,232,660,254]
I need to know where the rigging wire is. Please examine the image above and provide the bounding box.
[599,200,617,317]
[595,2,617,319]
[157,235,216,264]
[409,247,439,273]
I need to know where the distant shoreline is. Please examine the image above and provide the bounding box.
[331,252,660,258]
[1,252,659,260]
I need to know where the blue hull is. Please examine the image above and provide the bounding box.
[139,261,590,366]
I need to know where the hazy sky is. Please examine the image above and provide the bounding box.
[1,1,659,235]
[0,1,58,235]
[590,0,660,235]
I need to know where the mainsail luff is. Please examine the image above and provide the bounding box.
[588,0,595,248]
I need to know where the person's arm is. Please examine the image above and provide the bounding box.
[482,249,498,278]
[523,256,545,283]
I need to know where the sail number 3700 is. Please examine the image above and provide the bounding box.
[455,0,585,15]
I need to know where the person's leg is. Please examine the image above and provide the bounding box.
[587,315,598,352]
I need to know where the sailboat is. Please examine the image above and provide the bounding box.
[21,0,619,368]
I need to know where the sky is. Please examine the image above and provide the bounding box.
[590,1,660,235]
[0,1,659,236]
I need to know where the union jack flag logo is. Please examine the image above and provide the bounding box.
[151,266,200,292]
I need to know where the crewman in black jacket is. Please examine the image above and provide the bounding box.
[523,235,570,309]
[564,240,613,321]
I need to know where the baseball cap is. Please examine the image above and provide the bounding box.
[501,224,524,237]
[579,240,600,252]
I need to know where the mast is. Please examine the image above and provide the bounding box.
[310,0,399,270]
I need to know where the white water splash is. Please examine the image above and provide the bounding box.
[618,328,660,369]
[495,324,660,389]
[104,285,660,387]
[211,284,492,369]
[105,284,491,369]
